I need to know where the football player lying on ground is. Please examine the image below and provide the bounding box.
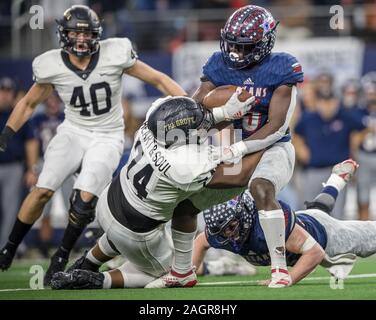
[51,94,266,290]
[195,159,376,285]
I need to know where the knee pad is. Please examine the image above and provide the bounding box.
[69,189,98,227]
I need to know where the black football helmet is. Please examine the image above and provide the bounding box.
[147,96,214,148]
[220,5,278,69]
[56,5,102,57]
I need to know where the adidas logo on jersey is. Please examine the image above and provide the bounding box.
[243,78,254,86]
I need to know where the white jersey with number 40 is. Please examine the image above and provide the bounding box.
[32,37,137,132]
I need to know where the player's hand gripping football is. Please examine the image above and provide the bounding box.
[214,87,255,122]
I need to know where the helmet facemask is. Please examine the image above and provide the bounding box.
[56,5,103,57]
[204,196,253,253]
[57,26,102,57]
[220,26,277,69]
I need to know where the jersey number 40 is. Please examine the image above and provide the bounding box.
[70,82,112,116]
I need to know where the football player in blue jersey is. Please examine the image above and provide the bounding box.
[192,5,304,287]
[193,159,376,286]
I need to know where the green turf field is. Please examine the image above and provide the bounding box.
[0,256,375,300]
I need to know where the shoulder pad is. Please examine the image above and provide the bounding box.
[269,52,304,86]
[100,37,137,70]
[32,49,62,84]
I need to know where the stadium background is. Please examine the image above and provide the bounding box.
[0,0,375,299]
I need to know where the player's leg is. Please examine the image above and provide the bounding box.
[92,184,174,283]
[304,159,358,214]
[66,233,119,272]
[0,129,83,271]
[44,138,122,285]
[145,199,199,288]
[248,141,295,288]
[44,189,99,285]
[38,198,54,258]
[51,261,157,290]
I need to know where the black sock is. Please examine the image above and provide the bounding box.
[55,222,85,260]
[4,218,33,254]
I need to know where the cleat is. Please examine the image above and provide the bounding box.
[332,159,359,182]
[66,250,99,273]
[0,247,15,271]
[268,267,292,288]
[44,254,68,287]
[145,267,197,288]
[51,269,104,290]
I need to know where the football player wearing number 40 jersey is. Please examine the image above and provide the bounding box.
[192,5,304,287]
[0,5,186,286]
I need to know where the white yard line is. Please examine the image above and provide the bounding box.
[198,273,376,287]
[0,288,38,293]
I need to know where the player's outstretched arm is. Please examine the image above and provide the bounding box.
[125,60,187,96]
[192,232,211,275]
[0,83,53,152]
[224,85,297,160]
[286,225,325,285]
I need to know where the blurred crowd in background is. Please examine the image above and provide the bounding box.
[0,0,375,258]
[1,0,376,57]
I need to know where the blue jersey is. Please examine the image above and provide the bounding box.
[0,110,35,164]
[202,52,304,139]
[295,108,367,168]
[31,112,64,155]
[206,198,327,267]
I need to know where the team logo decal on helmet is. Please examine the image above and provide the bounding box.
[147,96,215,148]
[220,5,279,69]
[56,5,103,57]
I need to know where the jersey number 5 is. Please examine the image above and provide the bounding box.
[70,82,112,116]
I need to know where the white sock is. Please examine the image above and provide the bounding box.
[324,174,346,192]
[102,271,112,289]
[86,249,102,266]
[258,209,287,270]
[171,228,196,273]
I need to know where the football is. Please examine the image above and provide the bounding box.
[202,85,253,109]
